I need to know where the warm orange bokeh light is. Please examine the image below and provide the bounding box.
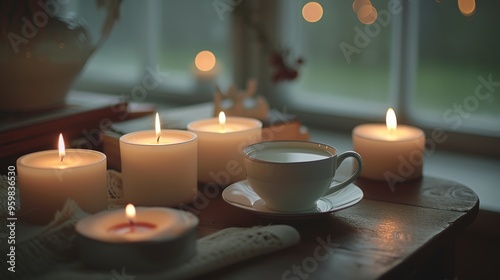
[458,0,476,17]
[302,2,323,23]
[352,0,372,13]
[195,50,216,72]
[357,4,378,25]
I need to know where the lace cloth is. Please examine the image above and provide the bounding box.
[0,172,300,280]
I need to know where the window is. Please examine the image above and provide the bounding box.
[70,0,145,91]
[408,0,500,137]
[70,0,498,152]
[278,0,396,117]
[253,0,499,152]
[159,0,232,94]
[71,0,232,100]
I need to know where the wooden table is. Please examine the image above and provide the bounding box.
[192,176,479,280]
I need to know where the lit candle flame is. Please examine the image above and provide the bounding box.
[58,133,65,162]
[125,203,136,227]
[386,108,397,134]
[219,111,226,132]
[155,112,161,143]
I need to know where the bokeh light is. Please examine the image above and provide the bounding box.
[302,2,323,23]
[195,50,216,72]
[352,0,372,13]
[357,4,378,25]
[458,0,476,17]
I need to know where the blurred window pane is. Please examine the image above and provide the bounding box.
[410,0,500,136]
[159,0,232,90]
[281,0,395,116]
[72,0,232,95]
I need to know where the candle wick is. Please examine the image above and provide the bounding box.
[129,219,135,233]
[60,155,65,162]
[157,135,160,144]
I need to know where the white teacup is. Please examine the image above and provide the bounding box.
[243,141,363,212]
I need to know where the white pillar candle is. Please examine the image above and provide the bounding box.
[352,109,425,182]
[187,112,262,186]
[17,136,107,224]
[120,129,198,207]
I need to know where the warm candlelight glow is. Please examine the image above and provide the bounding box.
[302,2,323,23]
[195,50,216,72]
[187,116,262,184]
[386,108,397,133]
[458,0,475,17]
[219,111,226,131]
[155,112,161,143]
[353,108,425,181]
[58,133,65,161]
[126,203,136,224]
[218,111,226,126]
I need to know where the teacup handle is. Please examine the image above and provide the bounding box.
[324,151,363,196]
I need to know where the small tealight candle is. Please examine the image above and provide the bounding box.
[17,134,107,224]
[352,108,425,182]
[75,205,198,270]
[120,113,198,207]
[107,204,156,235]
[187,112,262,186]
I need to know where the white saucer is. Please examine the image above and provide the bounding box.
[222,180,363,221]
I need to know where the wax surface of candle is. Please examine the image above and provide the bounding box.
[354,125,423,141]
[193,123,245,133]
[123,134,191,145]
[108,222,157,234]
[20,150,104,168]
[188,116,257,133]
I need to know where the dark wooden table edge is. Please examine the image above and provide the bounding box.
[379,196,480,280]
[190,176,481,280]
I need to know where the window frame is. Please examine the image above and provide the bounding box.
[73,0,499,157]
[235,0,499,158]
